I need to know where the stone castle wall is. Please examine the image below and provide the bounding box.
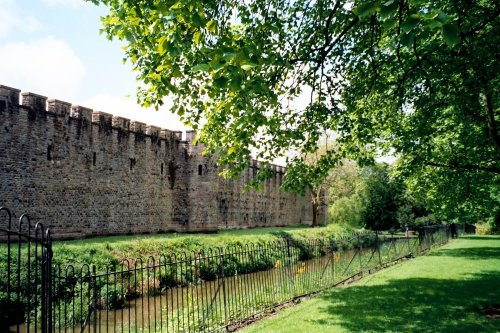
[0,84,317,239]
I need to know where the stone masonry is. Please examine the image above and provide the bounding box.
[0,84,321,239]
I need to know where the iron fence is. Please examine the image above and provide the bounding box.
[0,207,53,333]
[1,207,471,333]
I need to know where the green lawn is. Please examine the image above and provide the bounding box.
[242,235,500,333]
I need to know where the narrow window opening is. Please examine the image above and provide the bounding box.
[198,164,203,176]
[46,145,52,161]
[161,162,164,175]
[92,152,96,166]
[129,157,136,171]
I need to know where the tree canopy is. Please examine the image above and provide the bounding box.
[89,0,499,223]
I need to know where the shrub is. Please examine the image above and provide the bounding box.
[413,214,438,228]
[329,196,365,228]
[100,286,126,310]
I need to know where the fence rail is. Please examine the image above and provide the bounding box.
[1,207,473,333]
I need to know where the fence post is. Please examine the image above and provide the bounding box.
[357,234,362,275]
[220,249,229,332]
[3,208,12,332]
[330,240,335,285]
[418,227,424,254]
[286,238,292,266]
[406,229,410,254]
[92,265,98,333]
[376,231,382,267]
[46,231,53,333]
[40,228,53,333]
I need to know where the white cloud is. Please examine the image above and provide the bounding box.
[84,94,188,132]
[0,36,86,99]
[0,1,43,38]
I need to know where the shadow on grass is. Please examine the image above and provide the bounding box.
[428,247,500,260]
[315,271,500,332]
[459,235,500,241]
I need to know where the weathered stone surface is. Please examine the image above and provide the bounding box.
[146,125,161,137]
[173,131,182,140]
[0,85,21,112]
[70,105,93,122]
[0,85,322,239]
[47,99,71,117]
[130,121,146,133]
[112,116,130,131]
[92,111,113,127]
[21,92,47,113]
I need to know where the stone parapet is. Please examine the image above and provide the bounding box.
[146,125,161,137]
[70,105,93,122]
[112,116,130,131]
[21,92,47,112]
[130,121,146,133]
[92,111,113,127]
[48,99,72,117]
[173,131,182,140]
[0,85,21,112]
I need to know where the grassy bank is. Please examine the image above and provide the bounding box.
[242,235,500,333]
[50,224,354,268]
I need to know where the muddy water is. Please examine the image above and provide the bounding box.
[11,249,374,333]
[88,255,334,332]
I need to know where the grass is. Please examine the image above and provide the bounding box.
[48,224,353,268]
[242,235,500,333]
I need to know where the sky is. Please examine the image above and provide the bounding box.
[0,0,187,131]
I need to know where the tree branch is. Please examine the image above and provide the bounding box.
[323,1,342,47]
[484,93,500,153]
[462,7,500,38]
[313,15,359,73]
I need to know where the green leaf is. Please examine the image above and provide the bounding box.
[172,68,182,78]
[124,31,135,43]
[379,1,397,18]
[192,12,204,27]
[230,76,243,91]
[157,35,168,56]
[426,18,443,30]
[214,76,228,88]
[442,22,460,47]
[190,63,211,72]
[170,2,181,9]
[400,31,415,47]
[382,17,398,30]
[206,20,217,33]
[210,58,226,72]
[353,1,380,19]
[177,106,185,116]
[193,31,201,45]
[241,63,257,71]
[401,15,420,33]
[223,52,237,60]
[436,11,450,23]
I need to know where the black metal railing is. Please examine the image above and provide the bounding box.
[1,207,472,333]
[0,207,53,333]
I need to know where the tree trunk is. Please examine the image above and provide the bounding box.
[312,201,319,227]
[485,93,500,153]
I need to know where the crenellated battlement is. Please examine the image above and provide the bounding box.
[0,84,317,239]
[0,85,182,145]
